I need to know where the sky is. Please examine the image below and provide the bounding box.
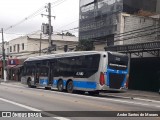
[0,0,79,41]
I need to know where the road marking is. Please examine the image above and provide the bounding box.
[2,82,160,108]
[102,94,160,103]
[0,97,40,111]
[134,98,160,103]
[54,117,70,120]
[38,88,160,108]
[1,83,26,88]
[0,97,70,120]
[82,95,160,108]
[0,86,118,111]
[44,90,160,108]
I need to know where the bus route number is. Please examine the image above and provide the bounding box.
[76,72,84,76]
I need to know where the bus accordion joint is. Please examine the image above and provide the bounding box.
[99,72,105,85]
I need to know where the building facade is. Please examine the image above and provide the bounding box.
[79,0,160,92]
[0,31,78,59]
[115,13,160,46]
[0,31,78,80]
[79,0,160,49]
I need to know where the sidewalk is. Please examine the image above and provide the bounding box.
[0,79,22,86]
[1,79,160,101]
[106,89,160,101]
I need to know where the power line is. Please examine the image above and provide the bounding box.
[59,27,79,32]
[4,6,46,31]
[4,0,68,32]
[55,19,79,31]
[51,0,67,6]
[4,32,26,36]
[115,25,159,38]
[91,28,160,44]
[3,26,78,39]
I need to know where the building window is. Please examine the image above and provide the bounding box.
[10,46,12,52]
[22,43,24,50]
[14,45,16,52]
[17,44,20,53]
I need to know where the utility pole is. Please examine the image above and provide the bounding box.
[1,28,6,82]
[41,3,55,53]
[48,3,52,49]
[39,33,42,56]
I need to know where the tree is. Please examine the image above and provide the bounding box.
[76,39,95,51]
[57,32,75,37]
[65,32,75,36]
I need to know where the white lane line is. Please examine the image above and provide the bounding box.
[46,91,160,108]
[0,97,70,120]
[0,97,40,111]
[2,83,160,108]
[102,94,160,103]
[54,117,70,120]
[1,83,25,88]
[134,98,160,103]
[82,94,160,108]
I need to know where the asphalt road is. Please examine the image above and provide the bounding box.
[0,83,159,120]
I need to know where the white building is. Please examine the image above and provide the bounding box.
[115,13,160,45]
[0,31,78,59]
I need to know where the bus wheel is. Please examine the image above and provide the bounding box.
[45,87,51,90]
[27,78,36,88]
[76,90,85,94]
[67,81,74,93]
[88,91,99,96]
[57,80,63,92]
[27,79,32,88]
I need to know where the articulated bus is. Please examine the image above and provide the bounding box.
[21,51,129,95]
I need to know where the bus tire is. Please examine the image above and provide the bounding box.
[45,87,51,90]
[67,80,74,93]
[27,78,32,88]
[76,90,85,94]
[27,78,36,88]
[88,91,99,96]
[57,80,63,92]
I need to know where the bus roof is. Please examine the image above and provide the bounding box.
[25,51,104,62]
[25,51,127,62]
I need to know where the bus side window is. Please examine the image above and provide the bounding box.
[39,67,48,76]
[92,55,100,70]
[82,55,91,69]
[22,67,26,76]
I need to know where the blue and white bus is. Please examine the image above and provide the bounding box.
[21,51,129,95]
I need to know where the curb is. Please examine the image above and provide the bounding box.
[1,81,160,103]
[104,94,160,103]
[133,97,160,103]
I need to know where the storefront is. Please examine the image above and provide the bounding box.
[0,61,3,78]
[6,59,24,81]
[0,60,7,79]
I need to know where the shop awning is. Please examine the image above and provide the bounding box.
[5,65,16,69]
[14,65,23,69]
